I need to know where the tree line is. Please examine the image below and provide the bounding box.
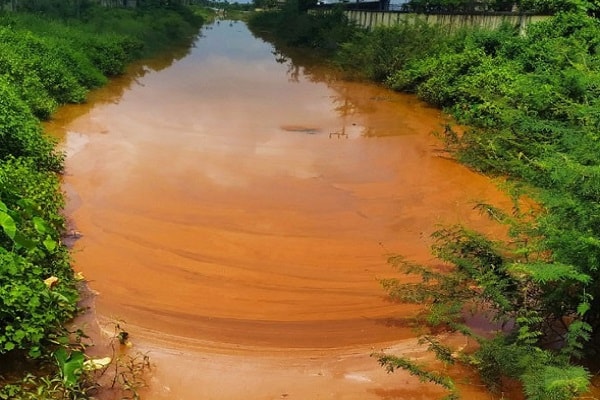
[0,0,194,14]
[394,0,595,13]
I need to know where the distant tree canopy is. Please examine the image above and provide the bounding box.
[253,0,280,9]
[299,0,318,10]
[0,0,194,16]
[402,0,515,13]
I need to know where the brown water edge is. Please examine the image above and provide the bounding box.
[46,20,516,399]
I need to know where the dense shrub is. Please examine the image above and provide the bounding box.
[400,0,598,13]
[0,156,76,357]
[0,3,204,397]
[336,21,449,81]
[0,77,61,171]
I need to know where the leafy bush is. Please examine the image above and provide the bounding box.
[0,157,76,357]
[0,248,76,356]
[401,0,595,13]
[0,77,62,171]
[379,222,593,399]
[0,3,205,397]
[16,0,96,18]
[337,21,448,81]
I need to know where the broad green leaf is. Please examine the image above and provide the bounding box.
[43,235,57,252]
[62,351,84,387]
[32,216,48,234]
[13,330,25,343]
[0,211,16,240]
[13,231,36,250]
[54,347,67,365]
[28,346,42,359]
[55,348,85,387]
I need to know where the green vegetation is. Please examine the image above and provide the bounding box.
[249,0,600,398]
[0,2,203,398]
[202,0,253,11]
[248,0,356,51]
[398,0,595,13]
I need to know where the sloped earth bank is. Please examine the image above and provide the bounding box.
[46,20,514,399]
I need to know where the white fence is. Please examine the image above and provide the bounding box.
[344,10,550,34]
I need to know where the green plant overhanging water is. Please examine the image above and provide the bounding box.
[378,218,593,399]
[0,325,150,400]
[0,3,206,398]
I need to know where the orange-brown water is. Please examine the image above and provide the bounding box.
[47,20,515,399]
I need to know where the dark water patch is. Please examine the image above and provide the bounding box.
[280,125,321,134]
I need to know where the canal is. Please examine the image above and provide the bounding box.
[47,19,510,399]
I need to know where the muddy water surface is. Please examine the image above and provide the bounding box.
[48,21,511,399]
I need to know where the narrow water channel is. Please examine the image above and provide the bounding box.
[47,20,511,399]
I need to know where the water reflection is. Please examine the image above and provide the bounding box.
[45,36,197,139]
[252,27,442,138]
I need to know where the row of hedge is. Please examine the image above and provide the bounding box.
[0,4,204,398]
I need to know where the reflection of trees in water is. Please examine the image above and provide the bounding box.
[329,90,353,138]
[143,40,194,73]
[45,35,198,137]
[271,49,301,82]
[251,26,394,137]
[91,36,196,107]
